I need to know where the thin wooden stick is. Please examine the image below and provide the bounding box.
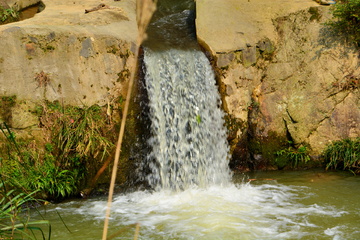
[102,1,156,239]
[134,222,140,240]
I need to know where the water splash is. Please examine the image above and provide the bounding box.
[47,179,352,240]
[143,48,231,191]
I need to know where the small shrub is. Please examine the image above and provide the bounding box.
[325,0,360,46]
[0,122,78,198]
[323,138,360,174]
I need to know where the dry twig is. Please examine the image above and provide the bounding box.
[85,3,113,13]
[34,71,51,88]
[102,0,157,239]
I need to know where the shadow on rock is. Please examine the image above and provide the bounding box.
[314,24,360,67]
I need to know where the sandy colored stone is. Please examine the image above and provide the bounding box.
[0,0,137,106]
[212,5,360,163]
[196,0,318,55]
[11,101,39,129]
[6,0,40,10]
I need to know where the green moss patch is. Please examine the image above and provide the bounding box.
[0,95,17,127]
[309,7,321,22]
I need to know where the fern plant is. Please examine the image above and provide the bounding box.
[275,142,311,167]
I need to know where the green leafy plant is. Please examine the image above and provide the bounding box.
[27,153,77,197]
[1,122,78,198]
[0,178,51,240]
[275,142,310,167]
[55,104,113,162]
[323,137,360,175]
[325,0,360,46]
[0,6,20,23]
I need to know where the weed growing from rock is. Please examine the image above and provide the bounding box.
[34,71,52,89]
[275,142,311,167]
[323,138,360,174]
[0,122,78,198]
[0,6,20,24]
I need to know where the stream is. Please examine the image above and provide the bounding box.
[32,1,360,239]
[34,169,360,239]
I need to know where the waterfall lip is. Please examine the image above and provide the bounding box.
[142,4,197,50]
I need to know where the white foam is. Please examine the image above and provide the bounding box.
[66,183,347,239]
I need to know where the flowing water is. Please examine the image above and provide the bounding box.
[35,169,360,239]
[143,48,231,191]
[32,1,360,239]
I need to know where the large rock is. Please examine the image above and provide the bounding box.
[256,8,360,154]
[197,2,360,169]
[6,0,40,10]
[0,0,137,107]
[196,0,318,55]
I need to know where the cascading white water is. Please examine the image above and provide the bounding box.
[143,48,231,191]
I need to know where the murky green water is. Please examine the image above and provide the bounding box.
[32,169,360,239]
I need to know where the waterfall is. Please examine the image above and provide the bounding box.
[144,48,231,191]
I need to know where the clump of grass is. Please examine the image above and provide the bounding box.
[0,177,51,240]
[38,102,115,196]
[0,122,78,198]
[1,100,114,199]
[323,138,360,174]
[0,6,20,24]
[53,104,114,162]
[275,142,310,167]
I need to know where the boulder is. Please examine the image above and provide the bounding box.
[196,1,360,169]
[0,0,137,107]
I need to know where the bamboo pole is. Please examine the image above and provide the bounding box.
[102,1,156,239]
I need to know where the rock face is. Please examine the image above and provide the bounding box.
[196,0,318,55]
[196,1,360,170]
[0,0,137,108]
[6,0,40,10]
[0,0,138,131]
[0,0,141,189]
